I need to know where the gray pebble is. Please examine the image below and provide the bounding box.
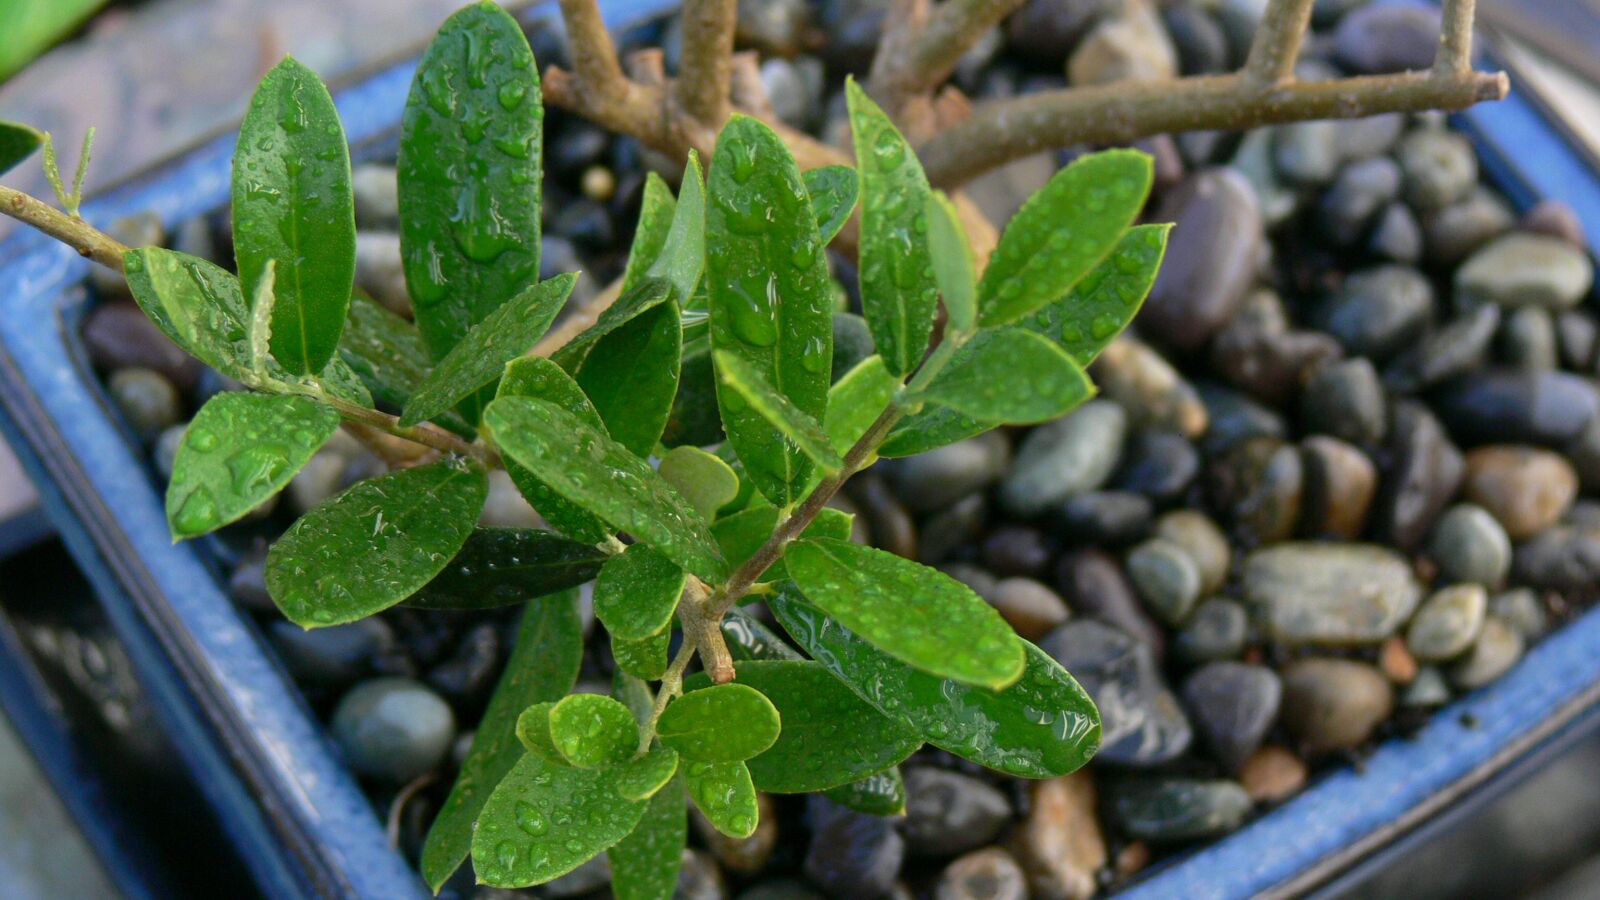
[1406,584,1488,663]
[1448,617,1524,690]
[1000,401,1126,516]
[109,367,182,439]
[1110,779,1251,842]
[1127,538,1203,626]
[1174,599,1249,664]
[331,678,455,783]
[1428,504,1512,587]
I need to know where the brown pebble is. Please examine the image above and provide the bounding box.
[1379,636,1418,684]
[1298,436,1376,539]
[1115,841,1151,879]
[1010,771,1105,900]
[1463,445,1579,540]
[1281,658,1394,754]
[847,472,918,559]
[692,793,777,873]
[987,577,1071,640]
[1239,745,1309,803]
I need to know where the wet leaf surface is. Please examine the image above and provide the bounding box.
[878,403,990,459]
[614,747,680,802]
[471,752,645,887]
[514,701,565,763]
[338,293,473,437]
[825,355,899,456]
[683,760,758,839]
[609,778,687,900]
[658,446,740,521]
[823,767,906,817]
[657,683,780,762]
[0,120,43,176]
[923,328,1093,424]
[495,356,613,544]
[595,543,686,641]
[573,297,682,458]
[712,504,853,584]
[406,527,607,610]
[804,164,859,245]
[713,350,842,472]
[612,628,671,681]
[1016,222,1170,366]
[721,607,804,662]
[549,694,639,769]
[925,190,976,335]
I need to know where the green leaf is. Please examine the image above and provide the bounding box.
[399,1,543,422]
[686,661,921,793]
[484,397,728,581]
[610,778,687,900]
[706,115,832,507]
[264,458,487,627]
[713,350,842,472]
[399,273,576,426]
[0,120,44,176]
[658,446,740,521]
[922,328,1093,424]
[232,56,356,375]
[573,297,682,458]
[0,1,106,82]
[1015,222,1170,366]
[165,393,339,539]
[878,404,989,458]
[663,316,723,448]
[621,173,678,294]
[772,589,1101,779]
[495,357,613,544]
[711,504,854,584]
[977,148,1152,327]
[472,753,645,887]
[657,684,780,762]
[785,538,1024,689]
[925,191,976,335]
[551,279,674,374]
[595,544,687,641]
[612,628,671,681]
[847,79,938,376]
[422,590,582,891]
[825,354,898,455]
[614,747,680,801]
[824,768,906,817]
[721,608,804,662]
[123,248,257,377]
[683,761,758,839]
[338,294,474,435]
[550,694,640,769]
[515,701,565,764]
[804,164,859,245]
[614,669,655,727]
[406,528,607,610]
[643,151,707,303]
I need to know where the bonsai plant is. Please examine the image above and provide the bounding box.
[0,0,1510,895]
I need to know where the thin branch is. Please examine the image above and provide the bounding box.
[0,183,128,269]
[1435,0,1477,75]
[676,0,738,126]
[868,0,1026,117]
[557,0,628,104]
[1244,0,1315,84]
[919,68,1509,188]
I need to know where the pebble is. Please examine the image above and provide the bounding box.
[903,768,1012,857]
[981,525,1055,577]
[999,401,1127,517]
[1402,667,1453,708]
[695,794,778,874]
[1490,588,1548,640]
[153,424,186,479]
[1314,265,1433,361]
[1127,539,1202,626]
[884,432,1010,514]
[1386,304,1500,394]
[1370,202,1423,263]
[1521,199,1587,249]
[1163,4,1230,75]
[1039,620,1192,766]
[1093,339,1208,437]
[1011,772,1104,900]
[935,848,1027,900]
[986,577,1071,640]
[1209,291,1342,404]
[1407,584,1488,663]
[1280,659,1394,753]
[1396,129,1478,211]
[1500,307,1559,370]
[108,367,182,439]
[1238,745,1308,804]
[1113,430,1200,504]
[803,798,905,900]
[1334,112,1406,162]
[1423,187,1515,266]
[1206,437,1303,546]
[850,474,918,560]
[289,448,350,514]
[919,494,988,565]
[478,469,540,528]
[1231,129,1301,228]
[426,623,500,705]
[1333,4,1441,72]
[351,164,398,229]
[1058,492,1153,546]
[1297,436,1377,539]
[1152,510,1231,595]
[1182,662,1282,771]
[677,848,728,900]
[1198,381,1286,455]
[331,678,455,783]
[1429,504,1512,586]
[83,301,202,391]
[1274,120,1342,187]
[833,313,876,382]
[1455,234,1595,311]
[737,881,821,900]
[1379,636,1419,685]
[228,551,273,612]
[1564,417,1600,493]
[1243,543,1422,645]
[1066,0,1177,86]
[1055,550,1167,655]
[1373,401,1465,550]
[268,619,393,688]
[760,57,813,129]
[1140,169,1263,351]
[1462,445,1579,540]
[1173,599,1249,664]
[1319,156,1401,245]
[1004,0,1109,65]
[1110,779,1252,842]
[1556,311,1597,370]
[1448,617,1525,690]
[1299,357,1387,446]
[354,232,411,316]
[1514,525,1600,593]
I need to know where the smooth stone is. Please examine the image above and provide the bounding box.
[1163,5,1230,75]
[1197,381,1286,455]
[935,848,1026,900]
[1514,525,1600,593]
[1038,620,1192,766]
[1370,202,1423,263]
[1055,550,1167,656]
[1336,112,1406,161]
[1011,772,1104,900]
[354,232,411,316]
[918,494,987,565]
[426,623,500,705]
[1319,156,1401,245]
[999,401,1127,516]
[737,881,823,900]
[1334,4,1441,73]
[1280,659,1394,753]
[1423,186,1515,266]
[1127,539,1203,626]
[1152,510,1230,594]
[1429,504,1512,586]
[1401,667,1453,708]
[1448,617,1524,689]
[1299,357,1387,446]
[1500,307,1559,370]
[1463,445,1579,539]
[1110,779,1251,842]
[1066,0,1176,86]
[760,57,813,129]
[331,678,455,783]
[1565,416,1600,494]
[1396,128,1478,211]
[1216,0,1269,62]
[351,164,398,228]
[962,151,1058,226]
[1556,311,1598,370]
[677,848,727,900]
[903,768,1012,857]
[803,798,905,900]
[1206,437,1303,546]
[545,854,610,897]
[1174,599,1249,664]
[1182,662,1282,771]
[987,577,1070,640]
[850,473,918,560]
[981,525,1056,577]
[1522,199,1588,248]
[831,313,875,382]
[944,563,999,602]
[1456,233,1595,311]
[289,448,351,515]
[1372,401,1466,550]
[1407,584,1488,663]
[152,423,186,479]
[269,618,393,687]
[694,794,778,874]
[1314,265,1434,361]
[1297,436,1377,539]
[1243,543,1422,645]
[1093,338,1208,437]
[108,367,182,440]
[229,551,273,612]
[1057,491,1153,546]
[1004,0,1109,65]
[1490,588,1548,640]
[1230,128,1301,228]
[479,469,540,528]
[83,301,203,391]
[1384,305,1500,393]
[1240,745,1308,804]
[1113,430,1200,503]
[1273,120,1342,187]
[1209,290,1343,405]
[883,432,1011,514]
[1140,169,1263,351]
[1380,635,1420,685]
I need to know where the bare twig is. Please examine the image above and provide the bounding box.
[1436,0,1477,75]
[1244,0,1316,84]
[868,0,1027,118]
[676,0,738,126]
[0,183,128,269]
[557,0,628,104]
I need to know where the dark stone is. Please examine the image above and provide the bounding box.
[935,848,1027,900]
[83,301,203,392]
[1384,305,1500,394]
[1556,311,1597,371]
[902,767,1012,857]
[804,797,905,900]
[1163,5,1230,75]
[1113,429,1200,504]
[1181,662,1282,771]
[1173,599,1249,665]
[269,618,394,688]
[1109,779,1251,842]
[1280,659,1393,753]
[108,368,182,440]
[1206,437,1303,546]
[552,199,614,250]
[1430,369,1600,447]
[1039,620,1192,766]
[1057,492,1154,546]
[1196,381,1287,456]
[999,401,1127,516]
[1514,525,1600,593]
[981,525,1057,577]
[833,313,876,382]
[1499,307,1559,370]
[1396,128,1478,211]
[1298,436,1377,540]
[1055,549,1166,656]
[918,494,987,566]
[848,473,918,560]
[1372,401,1465,550]
[882,432,1011,514]
[1004,0,1110,65]
[426,623,500,705]
[1370,202,1423,263]
[1209,291,1343,405]
[1319,156,1401,246]
[1423,187,1515,266]
[1334,4,1444,74]
[1313,265,1434,362]
[1141,169,1263,351]
[1299,357,1387,446]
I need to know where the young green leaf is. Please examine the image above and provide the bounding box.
[484,397,728,581]
[337,294,473,437]
[825,354,899,455]
[713,350,843,472]
[1016,222,1171,366]
[399,1,542,423]
[406,528,607,610]
[772,590,1101,779]
[232,56,356,375]
[877,404,989,458]
[921,328,1093,424]
[977,148,1153,327]
[804,164,859,245]
[706,115,833,508]
[658,446,740,521]
[551,279,674,374]
[421,591,582,890]
[595,544,687,641]
[123,248,258,378]
[642,150,706,303]
[398,273,577,426]
[686,661,921,793]
[847,79,938,376]
[0,120,44,176]
[721,607,805,662]
[264,458,487,627]
[549,694,640,769]
[925,191,977,336]
[682,761,758,839]
[515,702,565,763]
[657,684,781,763]
[785,538,1025,689]
[165,393,339,539]
[614,747,680,802]
[471,753,645,888]
[620,173,677,293]
[573,297,682,458]
[610,778,687,900]
[495,356,613,544]
[612,628,671,681]
[711,504,854,584]
[663,315,724,448]
[824,768,906,817]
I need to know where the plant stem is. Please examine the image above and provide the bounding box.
[637,628,699,753]
[0,183,128,269]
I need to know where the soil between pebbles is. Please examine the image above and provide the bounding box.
[75,1,1600,897]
